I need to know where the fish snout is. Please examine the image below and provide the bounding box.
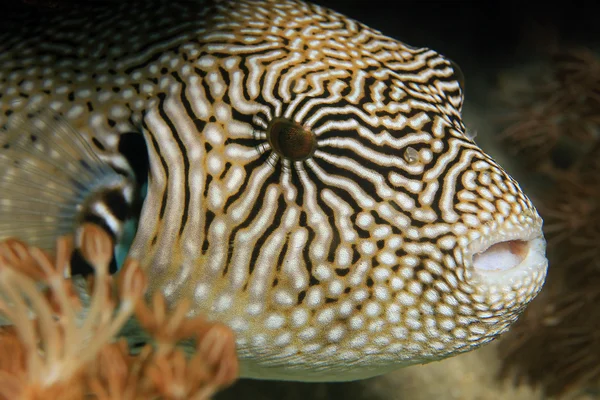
[467,221,548,294]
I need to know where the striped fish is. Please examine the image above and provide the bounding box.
[0,0,548,382]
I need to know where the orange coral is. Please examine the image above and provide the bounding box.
[0,224,239,400]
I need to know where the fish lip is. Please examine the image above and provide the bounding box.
[466,221,548,286]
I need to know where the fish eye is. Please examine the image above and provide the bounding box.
[267,117,317,161]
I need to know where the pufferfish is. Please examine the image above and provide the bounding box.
[0,0,548,382]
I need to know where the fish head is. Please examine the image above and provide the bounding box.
[132,0,548,380]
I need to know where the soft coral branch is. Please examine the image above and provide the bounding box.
[0,223,239,399]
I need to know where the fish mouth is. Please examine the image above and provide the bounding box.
[468,225,548,285]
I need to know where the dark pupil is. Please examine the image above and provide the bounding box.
[267,117,316,161]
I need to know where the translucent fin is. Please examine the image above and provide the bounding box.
[0,107,137,256]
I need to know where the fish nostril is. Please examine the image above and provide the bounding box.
[473,239,530,272]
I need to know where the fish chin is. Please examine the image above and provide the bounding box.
[469,224,548,288]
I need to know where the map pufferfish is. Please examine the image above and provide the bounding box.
[0,0,548,382]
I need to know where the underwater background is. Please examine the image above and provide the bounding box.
[216,1,600,399]
[0,1,598,399]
